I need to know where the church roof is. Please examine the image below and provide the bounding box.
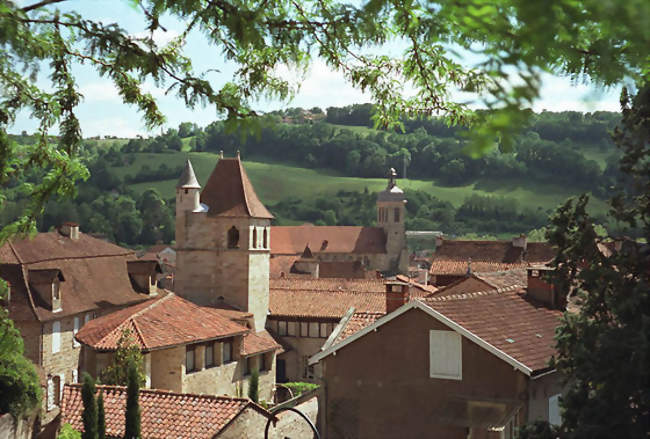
[200,156,273,219]
[176,159,201,189]
[271,225,387,255]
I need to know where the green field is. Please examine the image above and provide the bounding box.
[117,151,608,215]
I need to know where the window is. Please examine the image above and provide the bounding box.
[429,330,462,380]
[320,323,329,338]
[84,313,92,325]
[394,207,400,223]
[51,375,61,407]
[185,345,196,373]
[263,228,268,248]
[73,317,80,348]
[72,369,78,384]
[309,322,319,338]
[287,321,297,336]
[300,322,309,337]
[548,394,561,426]
[260,353,267,371]
[252,227,257,249]
[244,356,253,375]
[227,226,240,248]
[278,321,287,336]
[52,282,60,300]
[222,340,232,363]
[205,343,215,368]
[52,321,61,353]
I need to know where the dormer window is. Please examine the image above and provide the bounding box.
[227,226,240,249]
[28,269,64,312]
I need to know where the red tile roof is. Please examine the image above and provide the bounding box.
[421,289,562,372]
[432,270,527,298]
[429,240,555,275]
[335,311,384,344]
[241,330,283,356]
[271,225,387,255]
[270,277,385,293]
[394,274,439,297]
[200,157,273,219]
[269,255,300,278]
[269,288,386,319]
[76,293,249,351]
[0,231,150,322]
[61,384,272,439]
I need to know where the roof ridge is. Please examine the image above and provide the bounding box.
[71,383,255,403]
[7,241,23,264]
[236,158,252,217]
[424,285,523,302]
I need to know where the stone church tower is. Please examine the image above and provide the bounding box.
[377,168,408,273]
[174,155,273,332]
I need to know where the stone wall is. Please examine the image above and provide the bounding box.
[150,346,184,393]
[0,413,36,439]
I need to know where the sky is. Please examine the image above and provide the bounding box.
[9,0,623,138]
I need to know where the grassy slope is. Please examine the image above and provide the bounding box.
[117,151,608,215]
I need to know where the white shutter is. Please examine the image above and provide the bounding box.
[58,373,65,405]
[429,330,462,380]
[548,394,561,426]
[52,321,61,353]
[72,369,78,384]
[84,313,92,324]
[47,378,54,411]
[73,317,80,347]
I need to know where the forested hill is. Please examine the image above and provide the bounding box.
[4,106,623,247]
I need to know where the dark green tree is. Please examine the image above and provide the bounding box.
[97,392,105,439]
[0,280,41,417]
[100,329,145,387]
[124,359,141,439]
[525,84,650,438]
[248,369,259,404]
[81,373,98,439]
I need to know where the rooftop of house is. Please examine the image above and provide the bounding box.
[270,224,387,255]
[76,292,250,352]
[431,270,526,298]
[429,238,555,275]
[270,277,385,293]
[0,229,151,322]
[61,384,272,439]
[199,155,274,219]
[313,285,562,375]
[394,274,439,297]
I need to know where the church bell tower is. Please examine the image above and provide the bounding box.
[377,168,407,272]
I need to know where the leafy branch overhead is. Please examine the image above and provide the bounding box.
[1,0,648,237]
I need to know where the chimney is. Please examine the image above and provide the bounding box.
[385,280,410,314]
[512,233,527,250]
[526,266,563,309]
[60,222,80,240]
[435,235,444,248]
[292,245,320,278]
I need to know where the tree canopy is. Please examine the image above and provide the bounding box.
[1,0,649,238]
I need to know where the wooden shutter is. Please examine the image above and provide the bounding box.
[429,330,462,380]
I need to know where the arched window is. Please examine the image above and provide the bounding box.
[227,226,240,248]
[52,375,61,406]
[252,227,257,249]
[263,228,268,248]
[394,207,400,223]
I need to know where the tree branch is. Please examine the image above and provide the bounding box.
[21,0,67,13]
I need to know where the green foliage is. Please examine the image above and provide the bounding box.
[124,360,141,439]
[0,279,41,417]
[248,369,259,403]
[81,374,98,439]
[99,329,145,387]
[535,84,650,437]
[57,424,82,439]
[282,382,319,396]
[1,0,648,239]
[97,392,105,439]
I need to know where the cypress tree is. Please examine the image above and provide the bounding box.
[124,359,141,439]
[97,392,105,439]
[248,369,259,403]
[81,373,98,439]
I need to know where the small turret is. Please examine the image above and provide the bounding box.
[175,160,202,247]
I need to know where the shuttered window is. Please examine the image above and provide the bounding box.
[73,317,80,348]
[548,394,561,426]
[52,321,61,353]
[429,330,462,380]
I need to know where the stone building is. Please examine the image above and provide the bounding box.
[0,225,159,425]
[270,168,408,277]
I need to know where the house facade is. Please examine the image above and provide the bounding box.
[310,280,564,438]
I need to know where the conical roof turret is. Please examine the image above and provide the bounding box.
[176,159,201,189]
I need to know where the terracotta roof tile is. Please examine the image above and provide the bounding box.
[335,311,384,344]
[270,277,385,293]
[394,274,438,297]
[269,288,386,319]
[1,232,150,322]
[429,240,555,276]
[271,225,386,254]
[421,289,562,372]
[61,384,271,439]
[76,293,249,351]
[269,255,300,278]
[241,330,283,356]
[200,157,273,219]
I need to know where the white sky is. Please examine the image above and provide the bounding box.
[8,0,622,138]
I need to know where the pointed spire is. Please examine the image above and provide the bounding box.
[301,244,314,259]
[176,159,201,189]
